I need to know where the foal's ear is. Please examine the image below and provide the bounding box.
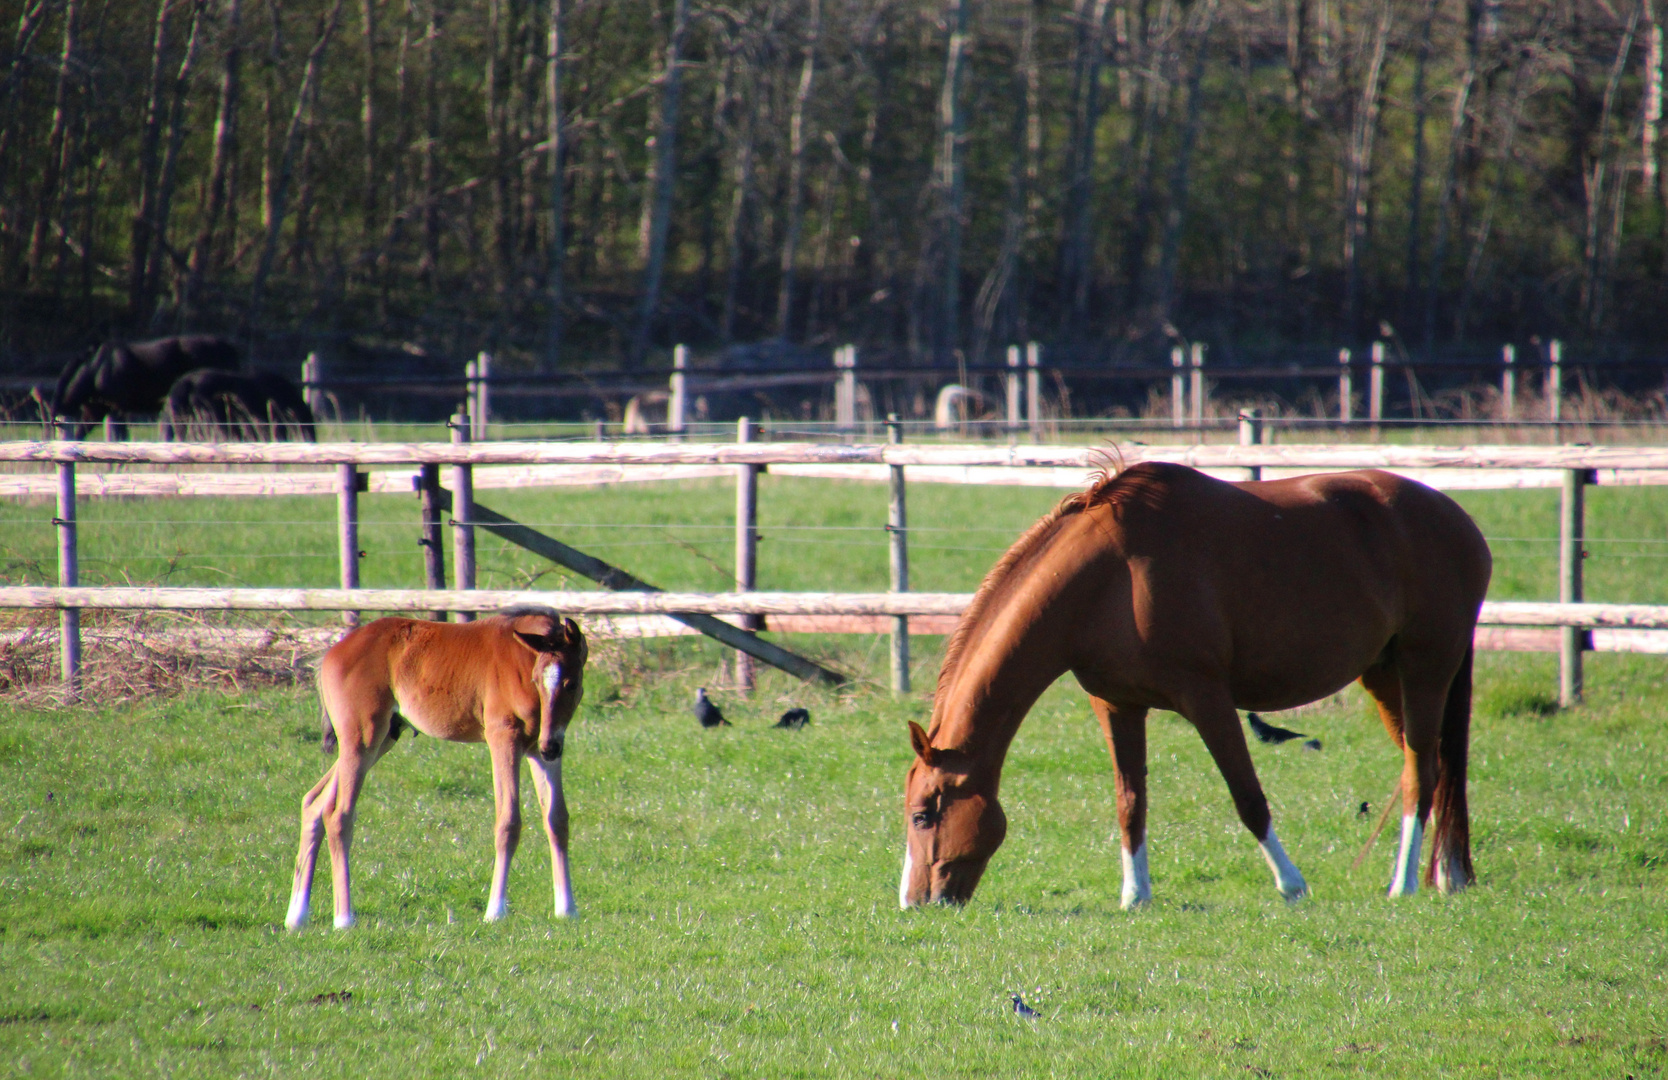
[510,613,560,653]
[907,721,937,766]
[561,617,583,646]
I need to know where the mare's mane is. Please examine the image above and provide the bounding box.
[932,452,1159,711]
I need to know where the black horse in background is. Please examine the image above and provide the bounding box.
[50,335,241,438]
[160,369,317,442]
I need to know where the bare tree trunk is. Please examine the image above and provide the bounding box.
[1648,0,1667,274]
[973,0,1039,363]
[1582,4,1640,330]
[776,0,821,341]
[933,0,972,363]
[360,0,379,245]
[1341,0,1392,341]
[628,0,688,368]
[484,0,509,293]
[1147,0,1217,331]
[1120,0,1176,316]
[1402,0,1439,344]
[26,0,80,285]
[142,0,209,327]
[249,0,346,323]
[129,0,176,324]
[544,0,564,371]
[420,0,440,288]
[1058,0,1110,334]
[1421,0,1482,354]
[184,0,245,322]
[0,0,52,234]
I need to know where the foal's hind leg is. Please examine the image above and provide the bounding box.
[1089,697,1152,909]
[286,764,339,929]
[1177,686,1307,901]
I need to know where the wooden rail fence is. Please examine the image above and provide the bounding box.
[5,437,1663,705]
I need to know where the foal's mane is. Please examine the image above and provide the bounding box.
[933,448,1144,707]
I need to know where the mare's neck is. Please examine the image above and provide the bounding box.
[931,620,1072,782]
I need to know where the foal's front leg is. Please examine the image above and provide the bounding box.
[1090,697,1152,909]
[484,734,524,922]
[526,751,576,918]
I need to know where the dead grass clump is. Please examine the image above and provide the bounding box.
[0,608,333,706]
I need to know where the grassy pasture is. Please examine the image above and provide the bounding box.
[1,477,1667,1076]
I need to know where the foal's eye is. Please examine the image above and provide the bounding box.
[911,810,936,830]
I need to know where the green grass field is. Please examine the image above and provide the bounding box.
[2,478,1666,1077]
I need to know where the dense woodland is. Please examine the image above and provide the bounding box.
[1,0,1665,374]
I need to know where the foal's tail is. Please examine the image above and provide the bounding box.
[1425,644,1475,890]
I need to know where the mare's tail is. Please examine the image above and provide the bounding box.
[1425,644,1475,890]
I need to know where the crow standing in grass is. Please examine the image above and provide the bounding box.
[693,687,729,728]
[774,707,810,729]
[1245,712,1321,750]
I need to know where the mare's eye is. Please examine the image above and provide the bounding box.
[911,810,936,830]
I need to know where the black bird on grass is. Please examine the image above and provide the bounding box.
[774,707,810,729]
[693,687,729,728]
[1246,712,1316,747]
[1011,994,1041,1020]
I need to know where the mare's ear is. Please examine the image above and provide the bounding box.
[907,721,937,766]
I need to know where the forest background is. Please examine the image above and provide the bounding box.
[1,0,1664,377]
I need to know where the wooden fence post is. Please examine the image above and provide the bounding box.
[1560,467,1588,707]
[1172,346,1186,428]
[1006,346,1022,432]
[1238,408,1262,482]
[1338,348,1353,423]
[1026,341,1041,439]
[55,428,79,695]
[451,412,476,622]
[1548,338,1563,424]
[669,344,688,436]
[1501,344,1516,421]
[338,463,362,628]
[417,462,447,621]
[473,351,492,436]
[834,344,857,432]
[1369,340,1385,425]
[888,413,910,695]
[734,416,759,693]
[302,352,323,419]
[1189,342,1205,429]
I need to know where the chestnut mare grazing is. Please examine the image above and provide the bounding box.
[901,462,1491,910]
[286,607,587,929]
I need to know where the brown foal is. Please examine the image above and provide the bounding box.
[286,607,587,929]
[901,463,1491,909]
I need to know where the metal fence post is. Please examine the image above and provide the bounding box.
[1238,408,1262,482]
[1560,467,1587,707]
[735,416,759,693]
[451,412,477,622]
[338,463,362,628]
[1501,344,1516,421]
[888,413,909,695]
[1172,346,1186,428]
[1338,348,1353,423]
[1189,342,1205,429]
[1006,346,1022,432]
[55,428,79,695]
[669,344,688,436]
[1548,338,1563,424]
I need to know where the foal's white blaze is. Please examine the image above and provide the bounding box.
[898,847,915,910]
[541,662,562,693]
[1258,828,1307,900]
[1120,843,1152,909]
[1389,814,1423,897]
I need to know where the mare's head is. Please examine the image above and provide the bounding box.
[899,720,1007,908]
[507,610,588,761]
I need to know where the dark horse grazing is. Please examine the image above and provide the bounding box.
[286,608,587,929]
[900,462,1491,910]
[161,369,316,441]
[50,335,240,438]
